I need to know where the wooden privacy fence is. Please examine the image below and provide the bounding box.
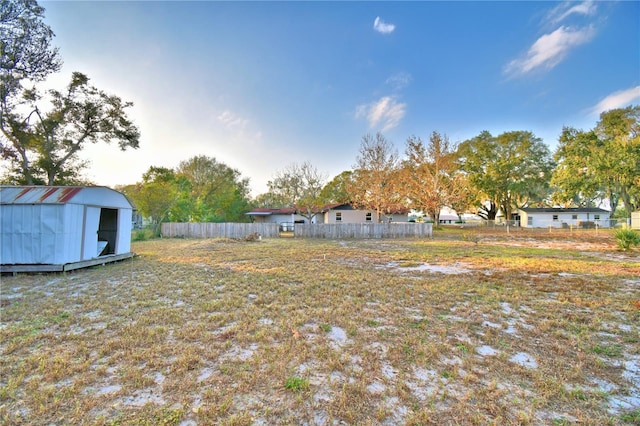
[161,222,433,239]
[294,223,433,239]
[161,222,279,239]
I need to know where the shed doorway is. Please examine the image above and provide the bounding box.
[98,208,118,255]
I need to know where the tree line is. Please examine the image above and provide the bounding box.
[260,113,638,226]
[2,0,638,230]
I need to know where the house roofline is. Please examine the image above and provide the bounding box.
[519,207,610,213]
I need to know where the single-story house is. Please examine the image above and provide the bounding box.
[322,203,409,224]
[517,207,611,228]
[246,203,410,227]
[0,186,134,272]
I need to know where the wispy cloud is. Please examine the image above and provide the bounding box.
[505,1,599,77]
[386,72,412,91]
[373,16,395,34]
[217,110,249,129]
[546,1,597,27]
[588,86,640,117]
[356,96,406,132]
[504,25,595,76]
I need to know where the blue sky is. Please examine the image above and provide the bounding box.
[40,1,639,195]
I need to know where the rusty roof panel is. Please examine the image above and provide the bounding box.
[2,186,84,204]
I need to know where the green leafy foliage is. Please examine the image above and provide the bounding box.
[2,71,140,185]
[123,156,252,233]
[552,106,640,216]
[458,130,554,220]
[614,228,640,251]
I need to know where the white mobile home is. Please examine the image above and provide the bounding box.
[517,207,611,229]
[0,186,134,272]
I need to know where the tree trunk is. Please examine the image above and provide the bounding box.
[619,187,637,217]
[15,144,33,185]
[478,202,497,220]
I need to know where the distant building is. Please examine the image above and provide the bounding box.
[245,203,410,228]
[321,203,409,224]
[517,207,611,228]
[632,211,640,230]
[245,207,308,231]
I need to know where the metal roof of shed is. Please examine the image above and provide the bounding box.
[0,186,132,209]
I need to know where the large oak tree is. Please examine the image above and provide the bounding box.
[1,72,140,184]
[1,1,140,185]
[458,130,554,221]
[552,106,640,216]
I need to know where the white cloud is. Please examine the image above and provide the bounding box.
[373,16,395,34]
[386,72,412,91]
[217,110,249,129]
[504,25,595,76]
[546,1,597,26]
[356,96,406,132]
[588,86,640,117]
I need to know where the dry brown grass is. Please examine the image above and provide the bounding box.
[1,228,638,425]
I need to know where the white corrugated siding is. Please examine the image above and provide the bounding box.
[0,204,83,264]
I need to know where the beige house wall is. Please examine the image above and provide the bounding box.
[324,209,408,224]
[632,211,640,229]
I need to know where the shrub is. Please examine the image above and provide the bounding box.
[614,228,640,251]
[132,228,154,241]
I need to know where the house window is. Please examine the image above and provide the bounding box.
[552,215,559,221]
[366,212,372,222]
[527,217,533,226]
[572,214,578,220]
[594,214,600,220]
[336,212,342,222]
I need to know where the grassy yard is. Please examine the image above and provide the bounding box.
[1,228,639,425]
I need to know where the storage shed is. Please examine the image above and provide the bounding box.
[1,186,134,272]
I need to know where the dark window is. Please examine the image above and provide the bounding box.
[336,212,342,222]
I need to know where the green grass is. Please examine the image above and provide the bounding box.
[590,344,624,357]
[284,376,310,392]
[620,409,640,424]
[0,229,638,425]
